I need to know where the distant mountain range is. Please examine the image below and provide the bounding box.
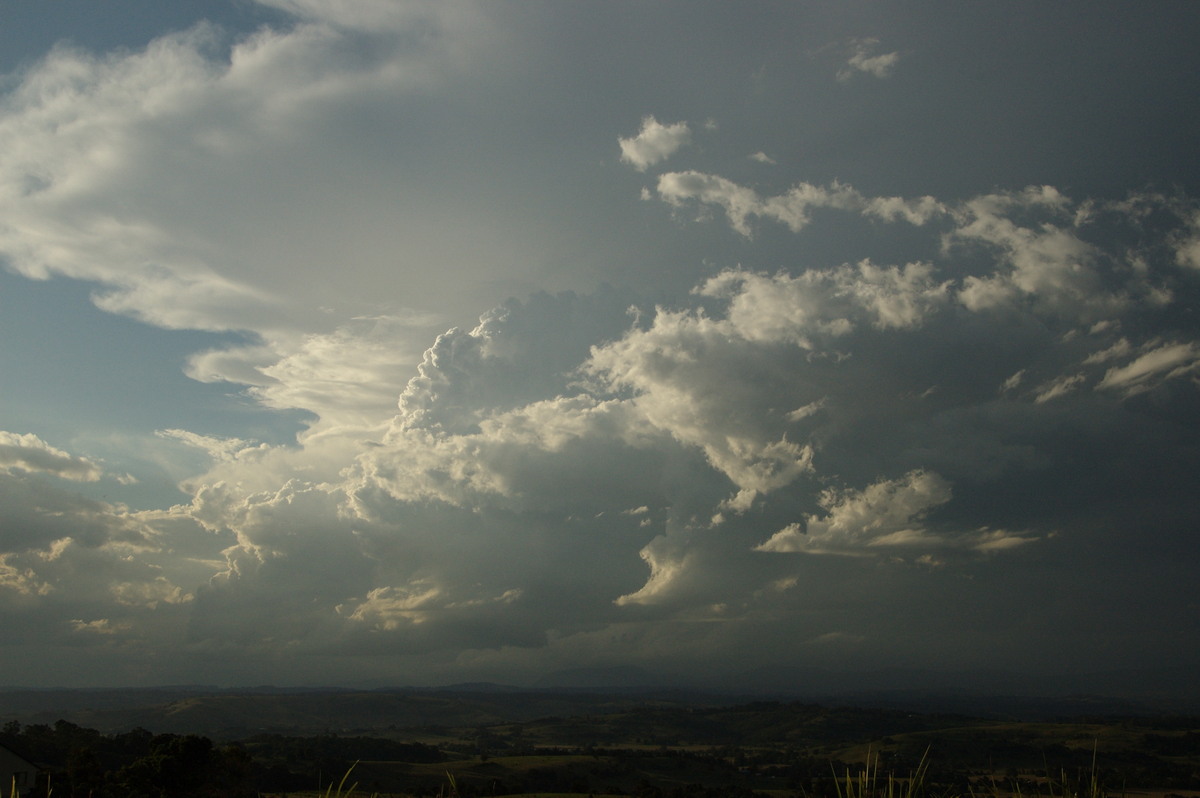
[2,665,1197,740]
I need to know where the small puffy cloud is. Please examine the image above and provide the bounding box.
[649,174,1189,335]
[942,187,1181,325]
[756,470,952,554]
[835,260,952,330]
[619,116,692,171]
[837,37,901,82]
[835,37,902,81]
[69,618,133,635]
[950,188,1114,316]
[1095,340,1200,396]
[340,583,522,631]
[655,171,946,236]
[863,195,947,225]
[0,518,199,648]
[697,262,949,341]
[657,172,860,235]
[656,171,763,235]
[757,472,1037,557]
[749,151,776,165]
[1001,370,1025,392]
[972,529,1038,553]
[339,582,448,630]
[1172,209,1200,269]
[1084,338,1134,364]
[112,577,191,609]
[786,399,827,422]
[1033,373,1086,403]
[0,432,104,481]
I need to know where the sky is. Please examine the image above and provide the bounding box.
[1,0,1199,691]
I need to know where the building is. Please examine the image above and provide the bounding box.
[0,742,39,797]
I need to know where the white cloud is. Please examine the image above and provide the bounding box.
[863,195,947,225]
[0,431,104,481]
[1,207,1192,677]
[837,37,901,82]
[972,529,1037,553]
[651,175,1186,331]
[951,188,1117,316]
[1001,370,1025,392]
[656,172,861,235]
[697,263,948,343]
[0,434,230,651]
[583,303,817,501]
[1172,209,1200,270]
[655,171,945,236]
[619,116,692,172]
[1095,341,1200,396]
[340,583,522,631]
[942,186,1183,324]
[756,470,952,553]
[4,162,1196,681]
[1033,373,1085,403]
[1084,338,1134,364]
[756,472,1035,558]
[0,493,202,649]
[156,429,267,464]
[0,1,1198,684]
[0,5,544,444]
[656,171,765,235]
[69,618,132,635]
[249,314,432,427]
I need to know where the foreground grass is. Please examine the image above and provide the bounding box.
[273,748,1133,798]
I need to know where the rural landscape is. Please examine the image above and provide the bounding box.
[3,685,1199,798]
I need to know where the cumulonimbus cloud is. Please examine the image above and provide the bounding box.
[0,4,1197,684]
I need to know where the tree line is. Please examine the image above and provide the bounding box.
[1,719,442,797]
